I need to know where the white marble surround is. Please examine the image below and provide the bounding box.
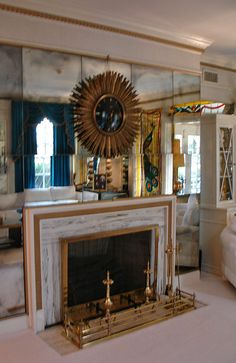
[23,196,176,332]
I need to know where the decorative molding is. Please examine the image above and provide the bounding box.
[200,218,226,226]
[0,3,206,54]
[32,199,172,311]
[201,263,221,276]
[201,62,236,74]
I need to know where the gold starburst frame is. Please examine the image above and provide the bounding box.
[70,71,141,158]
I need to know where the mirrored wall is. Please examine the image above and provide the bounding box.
[0,43,201,319]
[0,45,201,200]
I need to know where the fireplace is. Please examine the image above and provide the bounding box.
[22,195,184,335]
[61,226,158,322]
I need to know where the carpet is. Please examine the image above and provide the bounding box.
[3,272,236,363]
[39,291,206,355]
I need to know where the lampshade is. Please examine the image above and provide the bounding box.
[173,153,185,167]
[173,139,181,154]
[173,139,184,167]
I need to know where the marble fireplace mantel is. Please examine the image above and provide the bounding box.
[22,195,176,333]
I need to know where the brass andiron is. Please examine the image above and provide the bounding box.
[103,270,114,318]
[144,261,153,303]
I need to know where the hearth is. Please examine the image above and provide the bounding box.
[60,225,196,348]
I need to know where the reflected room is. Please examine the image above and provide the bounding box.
[0,43,206,320]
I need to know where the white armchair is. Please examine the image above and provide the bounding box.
[221,216,236,288]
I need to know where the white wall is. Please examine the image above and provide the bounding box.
[201,64,236,104]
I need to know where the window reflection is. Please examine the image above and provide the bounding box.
[35,118,53,189]
[174,119,200,195]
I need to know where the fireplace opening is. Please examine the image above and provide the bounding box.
[68,230,152,307]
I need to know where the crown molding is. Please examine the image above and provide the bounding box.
[201,54,236,73]
[0,2,211,54]
[201,62,236,74]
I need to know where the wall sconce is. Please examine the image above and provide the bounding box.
[173,139,184,194]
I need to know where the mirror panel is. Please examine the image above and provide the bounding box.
[0,44,25,320]
[173,114,201,195]
[0,45,203,200]
[0,43,202,306]
[0,45,22,99]
[23,47,82,102]
[82,56,131,80]
[132,65,174,195]
[172,72,201,196]
[132,64,173,108]
[173,72,200,105]
[0,45,23,192]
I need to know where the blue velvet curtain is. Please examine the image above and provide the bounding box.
[51,104,74,186]
[50,155,70,186]
[11,101,24,192]
[11,101,74,191]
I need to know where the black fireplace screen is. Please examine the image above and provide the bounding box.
[67,230,152,307]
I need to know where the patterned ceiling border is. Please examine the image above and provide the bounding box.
[0,3,204,54]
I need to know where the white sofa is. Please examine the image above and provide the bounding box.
[0,187,98,224]
[176,195,200,268]
[221,216,236,288]
[24,186,81,206]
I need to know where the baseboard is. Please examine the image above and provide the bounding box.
[201,263,222,276]
[174,269,200,289]
[0,314,28,336]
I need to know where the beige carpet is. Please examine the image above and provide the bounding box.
[38,291,206,355]
[1,271,236,363]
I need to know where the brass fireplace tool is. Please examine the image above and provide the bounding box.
[165,245,174,296]
[144,261,153,303]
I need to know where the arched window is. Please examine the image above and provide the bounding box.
[35,118,53,188]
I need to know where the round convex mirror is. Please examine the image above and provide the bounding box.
[94,95,124,133]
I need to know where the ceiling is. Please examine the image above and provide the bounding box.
[2,0,236,68]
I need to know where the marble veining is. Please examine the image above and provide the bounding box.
[40,207,165,245]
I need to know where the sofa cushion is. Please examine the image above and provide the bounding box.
[4,209,20,224]
[14,192,25,208]
[183,206,199,226]
[77,192,83,202]
[182,194,199,226]
[230,216,236,233]
[176,204,187,225]
[82,190,99,201]
[182,205,199,226]
[24,188,52,203]
[0,193,18,210]
[176,225,191,234]
[50,186,76,201]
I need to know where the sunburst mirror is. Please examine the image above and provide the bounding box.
[70,71,141,158]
